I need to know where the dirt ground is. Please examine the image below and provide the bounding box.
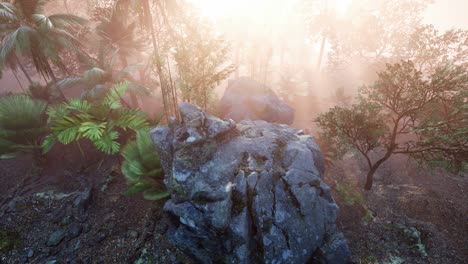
[0,142,191,264]
[0,139,467,263]
[327,153,468,264]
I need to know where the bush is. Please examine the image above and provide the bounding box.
[0,95,47,159]
[121,129,168,200]
[43,81,149,155]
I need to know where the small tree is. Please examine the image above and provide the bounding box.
[171,15,235,111]
[316,61,467,190]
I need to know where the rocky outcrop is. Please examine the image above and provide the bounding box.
[151,103,350,264]
[218,77,295,125]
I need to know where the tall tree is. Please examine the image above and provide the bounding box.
[96,5,147,106]
[114,0,179,120]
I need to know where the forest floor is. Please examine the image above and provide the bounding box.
[0,142,466,263]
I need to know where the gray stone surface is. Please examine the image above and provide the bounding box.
[47,230,65,247]
[218,77,295,125]
[152,103,350,264]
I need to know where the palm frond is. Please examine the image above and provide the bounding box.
[32,14,53,30]
[103,81,129,109]
[84,67,108,84]
[0,94,47,154]
[121,127,166,200]
[94,130,120,154]
[48,14,87,28]
[78,121,106,141]
[143,190,169,201]
[67,98,91,113]
[0,6,17,21]
[56,77,85,90]
[52,115,82,144]
[115,109,149,131]
[124,181,152,195]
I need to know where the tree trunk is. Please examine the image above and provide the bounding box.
[364,153,392,190]
[316,35,326,72]
[11,70,26,92]
[144,0,178,121]
[364,165,378,190]
[15,57,33,85]
[48,66,67,101]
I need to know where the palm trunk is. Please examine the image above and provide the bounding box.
[121,55,139,108]
[15,57,33,85]
[49,67,67,101]
[144,0,173,121]
[12,70,26,92]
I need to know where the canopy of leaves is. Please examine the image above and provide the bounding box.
[0,0,87,79]
[317,60,468,174]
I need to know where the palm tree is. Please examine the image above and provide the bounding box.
[96,7,147,106]
[96,8,145,68]
[0,0,87,84]
[56,45,150,104]
[114,0,179,119]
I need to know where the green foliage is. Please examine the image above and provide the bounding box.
[56,50,150,102]
[384,223,428,258]
[121,128,168,201]
[0,94,47,158]
[95,6,145,64]
[334,180,373,222]
[316,102,387,160]
[316,61,468,189]
[43,81,149,155]
[0,0,87,80]
[171,14,235,110]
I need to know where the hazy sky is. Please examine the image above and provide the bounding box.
[424,0,468,30]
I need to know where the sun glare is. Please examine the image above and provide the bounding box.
[334,0,352,16]
[192,0,353,22]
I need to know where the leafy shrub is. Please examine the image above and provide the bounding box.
[43,81,148,155]
[334,180,374,222]
[121,129,168,201]
[0,95,47,158]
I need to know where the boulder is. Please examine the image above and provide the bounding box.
[219,77,295,125]
[151,103,350,264]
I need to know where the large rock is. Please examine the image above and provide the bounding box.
[151,103,350,264]
[219,77,295,125]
